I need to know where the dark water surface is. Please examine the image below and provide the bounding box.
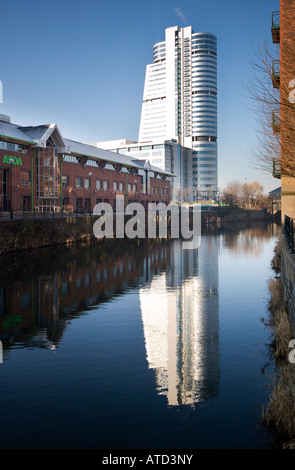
[0,222,281,449]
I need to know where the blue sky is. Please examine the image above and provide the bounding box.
[1,0,280,192]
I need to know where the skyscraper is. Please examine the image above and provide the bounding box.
[138,26,218,199]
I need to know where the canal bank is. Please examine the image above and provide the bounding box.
[262,237,295,448]
[0,207,277,254]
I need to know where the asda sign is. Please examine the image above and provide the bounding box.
[2,155,23,166]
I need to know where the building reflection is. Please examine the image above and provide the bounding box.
[139,236,220,407]
[0,240,172,351]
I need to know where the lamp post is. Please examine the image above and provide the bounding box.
[88,172,92,213]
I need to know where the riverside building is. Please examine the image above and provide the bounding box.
[0,115,172,214]
[138,25,218,200]
[270,2,295,224]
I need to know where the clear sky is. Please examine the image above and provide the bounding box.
[0,0,280,193]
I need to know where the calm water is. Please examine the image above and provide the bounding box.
[0,222,281,449]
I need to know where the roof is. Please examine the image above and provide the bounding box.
[269,187,281,196]
[0,119,174,177]
[64,138,174,176]
[0,121,36,144]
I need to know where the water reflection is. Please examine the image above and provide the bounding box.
[0,221,281,407]
[140,237,220,407]
[0,240,172,351]
[0,221,282,449]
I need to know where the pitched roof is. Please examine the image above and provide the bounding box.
[0,119,174,177]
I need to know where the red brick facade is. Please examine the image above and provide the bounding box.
[0,139,171,213]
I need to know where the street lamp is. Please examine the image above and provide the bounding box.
[88,172,92,213]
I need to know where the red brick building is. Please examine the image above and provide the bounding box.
[271,1,295,223]
[0,115,173,214]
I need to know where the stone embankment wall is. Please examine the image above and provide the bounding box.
[201,207,274,225]
[0,216,96,255]
[0,207,275,255]
[281,235,295,327]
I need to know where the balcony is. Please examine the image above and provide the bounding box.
[271,111,280,134]
[271,60,280,88]
[271,11,280,44]
[273,159,281,179]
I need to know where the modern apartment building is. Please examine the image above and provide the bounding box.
[138,26,218,199]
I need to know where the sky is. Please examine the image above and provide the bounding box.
[0,0,280,193]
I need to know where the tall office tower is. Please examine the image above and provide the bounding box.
[138,26,218,199]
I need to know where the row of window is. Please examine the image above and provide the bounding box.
[192,50,217,57]
[152,186,169,195]
[0,141,28,153]
[192,105,217,110]
[192,136,217,141]
[63,177,169,195]
[193,163,217,168]
[66,176,138,193]
[127,144,163,152]
[192,176,216,181]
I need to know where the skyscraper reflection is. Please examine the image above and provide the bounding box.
[139,237,220,406]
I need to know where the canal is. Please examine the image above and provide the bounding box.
[0,222,281,449]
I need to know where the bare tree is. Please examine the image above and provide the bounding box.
[221,180,267,209]
[246,12,295,177]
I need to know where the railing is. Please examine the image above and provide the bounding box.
[273,159,281,179]
[285,215,295,253]
[271,110,280,134]
[272,60,280,88]
[0,209,95,221]
[272,11,280,29]
[271,11,280,44]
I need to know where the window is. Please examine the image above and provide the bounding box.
[103,180,108,190]
[84,178,90,189]
[133,184,137,193]
[113,182,118,191]
[119,182,124,192]
[76,198,82,211]
[22,196,30,211]
[76,177,83,189]
[21,171,31,185]
[62,175,69,188]
[86,159,98,167]
[96,179,101,190]
[64,154,81,164]
[128,183,132,193]
[84,198,91,211]
[0,141,28,153]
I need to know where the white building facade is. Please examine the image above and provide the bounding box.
[138,26,218,200]
[93,138,193,202]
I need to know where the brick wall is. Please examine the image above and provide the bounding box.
[0,148,33,211]
[0,147,171,212]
